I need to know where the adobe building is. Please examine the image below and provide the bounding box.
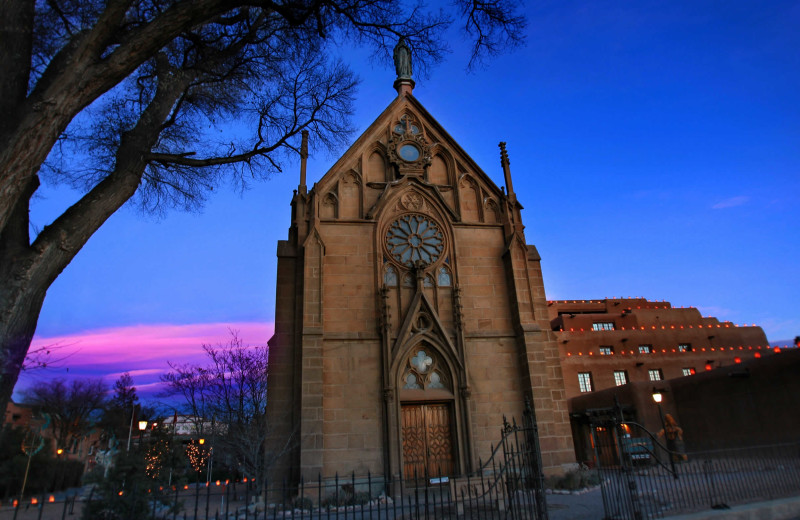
[568,347,800,464]
[265,45,575,485]
[548,298,770,399]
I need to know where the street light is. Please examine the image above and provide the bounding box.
[138,420,148,450]
[652,387,677,479]
[54,448,64,492]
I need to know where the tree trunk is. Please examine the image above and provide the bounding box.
[0,276,48,411]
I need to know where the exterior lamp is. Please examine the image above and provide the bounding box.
[199,438,205,445]
[651,387,677,478]
[137,420,148,450]
[56,448,63,456]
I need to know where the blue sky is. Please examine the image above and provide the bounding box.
[19,0,800,399]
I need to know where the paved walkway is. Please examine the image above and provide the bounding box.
[546,487,605,520]
[544,488,800,520]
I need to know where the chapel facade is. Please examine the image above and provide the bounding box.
[265,64,575,483]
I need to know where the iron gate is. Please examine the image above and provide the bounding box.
[590,402,800,519]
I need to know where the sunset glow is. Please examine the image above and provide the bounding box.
[16,322,273,399]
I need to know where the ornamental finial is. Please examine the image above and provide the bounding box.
[499,142,515,199]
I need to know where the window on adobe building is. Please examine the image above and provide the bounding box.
[648,369,663,381]
[613,370,628,386]
[599,346,614,355]
[578,372,593,393]
[638,345,652,354]
[682,368,696,376]
[592,322,615,331]
[678,343,692,353]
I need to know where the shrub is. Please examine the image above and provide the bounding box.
[546,465,602,491]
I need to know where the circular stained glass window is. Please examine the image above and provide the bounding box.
[398,143,421,162]
[386,214,444,266]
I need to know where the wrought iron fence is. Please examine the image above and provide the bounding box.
[591,413,800,519]
[1,405,548,520]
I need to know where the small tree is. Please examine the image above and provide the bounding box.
[98,372,141,446]
[22,378,107,452]
[161,331,271,481]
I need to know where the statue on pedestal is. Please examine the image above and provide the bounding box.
[393,37,412,79]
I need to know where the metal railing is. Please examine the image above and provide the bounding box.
[1,405,548,520]
[591,416,800,519]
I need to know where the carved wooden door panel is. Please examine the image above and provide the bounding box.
[425,404,454,476]
[401,403,454,479]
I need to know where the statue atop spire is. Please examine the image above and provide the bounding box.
[393,37,412,79]
[393,37,415,96]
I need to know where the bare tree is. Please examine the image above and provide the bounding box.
[0,0,527,412]
[22,377,108,452]
[161,331,274,480]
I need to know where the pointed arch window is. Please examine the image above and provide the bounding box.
[437,267,451,287]
[402,348,450,391]
[384,265,398,287]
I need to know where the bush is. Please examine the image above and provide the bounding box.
[321,486,371,508]
[545,465,602,491]
[292,496,313,510]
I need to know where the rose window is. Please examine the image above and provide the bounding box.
[385,214,444,266]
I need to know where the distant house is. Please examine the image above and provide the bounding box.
[161,414,219,438]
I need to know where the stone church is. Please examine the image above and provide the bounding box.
[265,46,574,484]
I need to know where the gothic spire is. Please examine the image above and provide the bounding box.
[499,142,515,199]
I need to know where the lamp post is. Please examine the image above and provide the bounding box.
[652,387,677,478]
[138,420,148,450]
[55,448,64,491]
[198,438,206,485]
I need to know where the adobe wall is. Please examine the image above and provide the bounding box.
[568,349,800,461]
[671,347,800,451]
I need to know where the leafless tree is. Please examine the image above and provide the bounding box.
[22,377,108,451]
[0,0,528,412]
[161,331,276,480]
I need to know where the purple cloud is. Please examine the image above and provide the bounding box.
[16,322,273,401]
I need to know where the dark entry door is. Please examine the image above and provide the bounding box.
[401,403,454,479]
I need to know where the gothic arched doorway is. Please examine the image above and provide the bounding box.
[398,347,456,479]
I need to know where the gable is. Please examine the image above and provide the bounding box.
[311,94,506,225]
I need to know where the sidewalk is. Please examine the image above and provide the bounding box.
[544,488,800,520]
[546,487,605,520]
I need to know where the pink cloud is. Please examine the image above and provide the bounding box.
[16,322,273,401]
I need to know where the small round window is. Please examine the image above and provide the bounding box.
[398,143,420,162]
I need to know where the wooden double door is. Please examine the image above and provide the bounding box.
[401,403,455,479]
